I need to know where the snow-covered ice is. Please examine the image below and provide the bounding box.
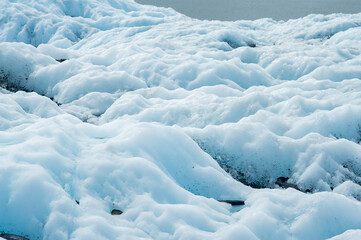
[1,0,361,239]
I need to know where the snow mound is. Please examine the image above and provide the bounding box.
[1,0,361,239]
[328,230,361,240]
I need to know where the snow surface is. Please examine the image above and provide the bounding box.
[1,0,361,239]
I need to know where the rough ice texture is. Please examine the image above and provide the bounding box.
[1,0,361,239]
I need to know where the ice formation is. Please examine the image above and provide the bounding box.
[1,0,361,239]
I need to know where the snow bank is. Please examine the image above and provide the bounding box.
[1,0,361,239]
[328,230,361,240]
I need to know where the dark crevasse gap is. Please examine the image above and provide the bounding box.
[194,139,293,190]
[195,138,361,196]
[0,69,62,106]
[0,69,29,93]
[0,233,29,240]
[222,38,256,49]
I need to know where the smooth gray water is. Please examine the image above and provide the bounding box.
[136,0,361,21]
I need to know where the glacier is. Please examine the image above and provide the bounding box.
[1,0,361,239]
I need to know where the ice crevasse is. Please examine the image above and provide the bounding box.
[1,0,361,239]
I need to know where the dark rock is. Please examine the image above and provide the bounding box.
[56,59,67,63]
[218,200,245,206]
[111,209,123,215]
[75,200,79,205]
[0,233,29,240]
[247,42,256,48]
[276,177,300,191]
[276,177,289,183]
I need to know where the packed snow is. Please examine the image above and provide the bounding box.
[1,0,361,239]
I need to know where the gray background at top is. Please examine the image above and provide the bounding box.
[136,0,361,21]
